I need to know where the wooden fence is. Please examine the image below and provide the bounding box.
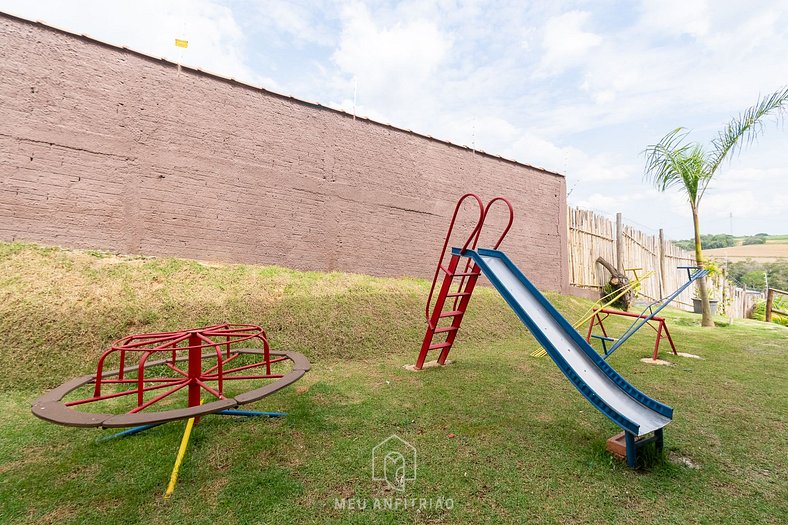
[568,207,760,318]
[765,288,788,322]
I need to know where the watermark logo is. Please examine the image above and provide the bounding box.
[371,435,416,492]
[334,435,453,512]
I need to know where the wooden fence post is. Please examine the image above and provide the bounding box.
[765,288,774,322]
[658,229,666,300]
[616,212,624,273]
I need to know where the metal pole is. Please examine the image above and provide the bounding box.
[164,412,198,499]
[616,212,624,273]
[187,332,201,409]
[96,423,161,442]
[658,228,666,300]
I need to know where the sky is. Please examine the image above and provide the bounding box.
[2,0,786,239]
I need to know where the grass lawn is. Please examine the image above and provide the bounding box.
[1,243,786,524]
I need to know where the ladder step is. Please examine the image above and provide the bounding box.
[433,326,458,334]
[439,310,464,318]
[447,292,471,297]
[438,264,479,278]
[428,342,453,350]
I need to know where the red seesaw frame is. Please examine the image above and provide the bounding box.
[585,308,677,361]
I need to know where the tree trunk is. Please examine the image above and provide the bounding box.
[596,256,632,311]
[692,205,714,327]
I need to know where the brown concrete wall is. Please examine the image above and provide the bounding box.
[0,13,569,291]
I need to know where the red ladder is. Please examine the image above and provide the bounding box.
[414,195,513,370]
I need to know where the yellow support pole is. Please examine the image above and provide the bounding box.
[164,403,200,499]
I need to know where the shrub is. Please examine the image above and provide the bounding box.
[602,282,630,311]
[752,298,788,327]
[743,236,766,245]
[672,234,735,251]
[741,270,767,290]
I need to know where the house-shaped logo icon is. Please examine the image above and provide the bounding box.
[371,434,416,492]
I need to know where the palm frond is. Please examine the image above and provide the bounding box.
[705,86,788,193]
[643,128,706,205]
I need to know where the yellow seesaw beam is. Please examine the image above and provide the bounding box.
[164,403,200,499]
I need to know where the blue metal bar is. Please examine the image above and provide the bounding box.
[215,409,287,417]
[624,428,664,468]
[677,265,702,281]
[603,268,708,359]
[625,432,637,468]
[655,428,664,454]
[96,423,162,442]
[96,410,286,443]
[590,334,615,355]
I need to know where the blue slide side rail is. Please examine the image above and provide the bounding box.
[455,248,673,433]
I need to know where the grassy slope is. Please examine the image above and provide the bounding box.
[0,242,535,392]
[1,243,786,524]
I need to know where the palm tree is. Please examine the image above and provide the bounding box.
[644,87,788,327]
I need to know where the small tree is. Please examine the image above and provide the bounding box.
[644,87,788,327]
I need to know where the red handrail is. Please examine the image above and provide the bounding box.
[424,194,515,322]
[424,194,485,322]
[448,197,515,312]
[479,196,515,249]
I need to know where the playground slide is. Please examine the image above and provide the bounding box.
[459,247,672,437]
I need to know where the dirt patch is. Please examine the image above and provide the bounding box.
[669,452,701,469]
[640,358,674,366]
[27,505,78,524]
[403,360,452,371]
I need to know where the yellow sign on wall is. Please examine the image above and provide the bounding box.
[175,39,188,48]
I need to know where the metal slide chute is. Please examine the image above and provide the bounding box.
[459,247,673,439]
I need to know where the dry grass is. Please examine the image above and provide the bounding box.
[0,242,535,391]
[705,240,788,262]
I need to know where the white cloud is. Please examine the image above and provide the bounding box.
[504,132,632,183]
[638,0,710,38]
[331,3,451,111]
[247,0,334,47]
[0,0,272,88]
[524,2,788,140]
[574,193,620,211]
[537,11,602,77]
[701,164,788,221]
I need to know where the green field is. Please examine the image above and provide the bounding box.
[704,234,788,262]
[1,243,786,524]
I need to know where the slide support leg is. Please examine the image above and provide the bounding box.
[625,431,637,468]
[622,429,664,468]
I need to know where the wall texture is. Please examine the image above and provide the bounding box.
[0,13,569,291]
